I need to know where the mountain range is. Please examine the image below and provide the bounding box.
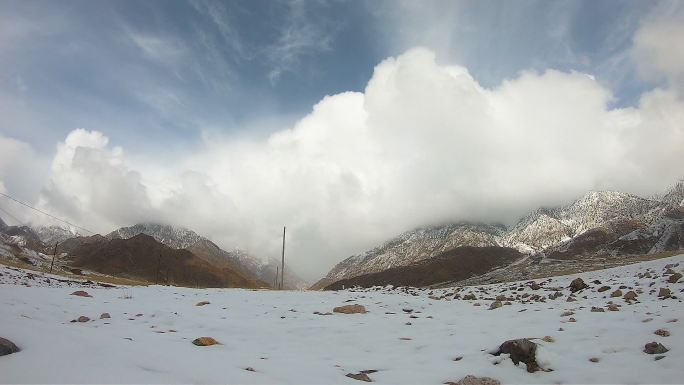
[0,220,307,289]
[313,182,684,289]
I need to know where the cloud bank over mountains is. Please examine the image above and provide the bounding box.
[1,4,683,279]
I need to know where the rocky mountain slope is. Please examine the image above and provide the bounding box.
[317,184,684,289]
[68,233,267,288]
[108,223,308,289]
[35,225,81,246]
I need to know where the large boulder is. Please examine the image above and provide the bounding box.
[569,278,588,293]
[0,337,19,356]
[494,338,540,372]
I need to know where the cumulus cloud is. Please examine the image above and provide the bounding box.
[30,41,684,280]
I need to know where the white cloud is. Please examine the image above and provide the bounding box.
[632,2,684,93]
[30,45,684,280]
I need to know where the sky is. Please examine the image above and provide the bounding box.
[0,0,683,280]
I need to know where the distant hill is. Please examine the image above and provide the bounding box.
[69,233,268,288]
[323,246,522,290]
[109,223,309,289]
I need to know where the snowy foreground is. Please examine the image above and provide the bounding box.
[1,256,683,384]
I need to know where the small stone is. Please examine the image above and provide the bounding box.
[568,317,577,322]
[77,316,90,322]
[658,288,671,298]
[196,301,210,306]
[446,375,501,385]
[668,273,682,283]
[643,342,668,354]
[654,329,670,337]
[100,313,111,319]
[597,286,611,293]
[333,304,367,314]
[346,372,372,382]
[542,336,555,343]
[623,291,638,301]
[606,304,619,311]
[591,307,605,312]
[561,311,574,317]
[589,357,599,363]
[0,337,20,356]
[610,290,623,298]
[70,290,91,297]
[192,337,220,346]
[489,300,503,310]
[244,367,256,372]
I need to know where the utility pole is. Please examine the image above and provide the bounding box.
[274,266,279,288]
[155,252,161,285]
[280,226,286,290]
[49,242,58,274]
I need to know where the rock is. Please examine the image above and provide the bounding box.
[542,336,555,343]
[196,301,210,306]
[463,294,477,300]
[77,316,90,322]
[566,296,576,302]
[658,288,672,298]
[623,291,638,301]
[70,290,91,297]
[597,286,611,292]
[589,357,599,363]
[561,311,574,317]
[192,337,220,346]
[591,307,605,312]
[333,304,367,314]
[569,278,588,293]
[0,337,20,356]
[445,375,502,385]
[668,273,682,283]
[346,372,372,382]
[489,300,503,310]
[654,329,670,337]
[494,338,540,373]
[530,283,541,290]
[568,317,577,322]
[606,304,619,311]
[610,290,623,298]
[643,342,668,354]
[100,313,111,319]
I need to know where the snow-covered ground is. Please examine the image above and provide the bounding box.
[1,256,683,384]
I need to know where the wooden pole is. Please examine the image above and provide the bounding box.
[275,266,279,288]
[280,226,286,290]
[49,242,58,274]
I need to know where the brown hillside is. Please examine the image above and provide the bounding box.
[323,246,523,290]
[69,234,267,288]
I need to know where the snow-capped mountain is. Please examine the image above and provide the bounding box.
[107,223,203,249]
[108,223,309,289]
[318,187,683,287]
[662,181,684,206]
[317,223,506,287]
[34,225,81,246]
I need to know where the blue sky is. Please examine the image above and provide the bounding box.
[0,0,664,154]
[1,1,683,279]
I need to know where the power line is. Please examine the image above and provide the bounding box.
[0,191,95,235]
[0,204,23,225]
